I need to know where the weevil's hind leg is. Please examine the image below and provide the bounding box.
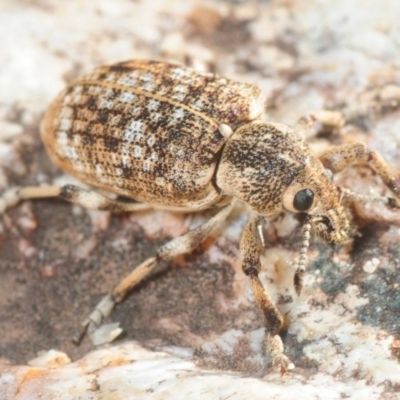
[241,215,294,373]
[319,143,400,208]
[0,184,152,214]
[76,201,235,345]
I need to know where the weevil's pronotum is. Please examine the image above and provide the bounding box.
[1,60,400,372]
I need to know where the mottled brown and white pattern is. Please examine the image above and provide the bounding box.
[1,60,400,373]
[41,60,266,210]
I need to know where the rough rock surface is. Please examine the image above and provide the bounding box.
[1,0,400,399]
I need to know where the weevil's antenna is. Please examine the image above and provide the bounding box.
[341,187,400,209]
[294,216,312,296]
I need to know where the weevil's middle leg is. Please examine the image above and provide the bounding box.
[77,201,235,344]
[319,143,400,208]
[241,215,294,373]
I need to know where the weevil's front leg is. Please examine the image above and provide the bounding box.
[77,201,235,344]
[319,143,400,208]
[241,215,294,373]
[0,184,152,213]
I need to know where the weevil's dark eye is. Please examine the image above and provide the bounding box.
[293,189,314,211]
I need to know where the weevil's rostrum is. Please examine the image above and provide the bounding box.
[41,60,265,210]
[2,60,400,373]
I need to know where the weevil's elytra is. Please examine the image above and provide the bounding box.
[2,59,400,373]
[41,60,266,210]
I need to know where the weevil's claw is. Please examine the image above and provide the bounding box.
[266,333,294,375]
[273,355,295,375]
[73,294,118,346]
[89,322,123,346]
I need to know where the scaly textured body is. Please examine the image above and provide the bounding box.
[2,60,400,373]
[41,60,265,210]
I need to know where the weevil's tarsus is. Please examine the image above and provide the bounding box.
[295,110,346,138]
[87,294,116,327]
[342,84,400,123]
[310,110,346,131]
[294,217,312,296]
[89,322,123,346]
[0,187,21,213]
[266,333,295,374]
[80,201,235,341]
[0,186,61,213]
[73,293,117,345]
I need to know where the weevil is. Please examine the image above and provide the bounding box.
[1,60,400,372]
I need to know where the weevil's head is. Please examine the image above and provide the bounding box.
[280,161,350,244]
[217,121,350,244]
